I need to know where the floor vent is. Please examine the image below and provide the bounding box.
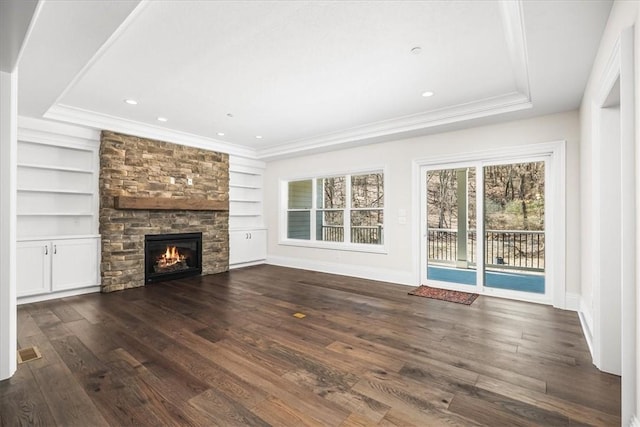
[17,346,42,364]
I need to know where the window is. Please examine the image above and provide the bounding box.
[284,171,384,248]
[351,173,384,244]
[287,180,312,240]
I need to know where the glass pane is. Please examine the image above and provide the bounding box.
[352,173,384,208]
[287,211,310,240]
[426,167,476,286]
[316,177,346,209]
[484,161,545,293]
[350,210,383,244]
[316,210,344,242]
[288,180,312,209]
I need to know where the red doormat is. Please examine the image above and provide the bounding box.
[408,285,479,305]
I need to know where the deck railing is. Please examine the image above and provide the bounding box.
[427,228,544,271]
[321,225,383,244]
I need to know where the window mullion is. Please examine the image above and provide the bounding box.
[310,178,317,241]
[345,174,351,244]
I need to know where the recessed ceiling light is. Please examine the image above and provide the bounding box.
[124,99,138,105]
[411,47,422,55]
[255,135,263,139]
[217,132,225,136]
[422,91,435,97]
[157,117,168,122]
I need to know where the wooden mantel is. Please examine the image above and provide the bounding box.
[114,196,229,211]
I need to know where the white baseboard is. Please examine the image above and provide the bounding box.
[266,255,416,287]
[229,260,266,270]
[578,297,594,360]
[17,286,101,305]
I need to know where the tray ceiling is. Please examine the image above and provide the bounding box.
[18,0,612,159]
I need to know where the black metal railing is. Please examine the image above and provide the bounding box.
[321,225,383,244]
[427,228,544,271]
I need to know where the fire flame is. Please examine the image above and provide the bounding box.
[158,245,185,267]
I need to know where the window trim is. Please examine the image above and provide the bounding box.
[279,168,387,254]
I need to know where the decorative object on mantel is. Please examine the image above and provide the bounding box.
[114,196,229,211]
[408,285,479,305]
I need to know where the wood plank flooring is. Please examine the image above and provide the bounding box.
[1,265,620,426]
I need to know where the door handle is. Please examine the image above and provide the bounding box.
[44,245,48,255]
[53,245,57,254]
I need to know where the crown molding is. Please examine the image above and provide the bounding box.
[18,115,100,142]
[44,104,257,159]
[229,155,266,170]
[499,0,531,97]
[256,92,532,160]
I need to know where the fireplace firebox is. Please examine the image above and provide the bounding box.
[144,232,202,283]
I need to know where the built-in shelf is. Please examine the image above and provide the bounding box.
[114,196,229,211]
[229,184,262,189]
[17,163,94,174]
[18,188,94,195]
[227,158,264,267]
[18,234,100,242]
[18,212,94,217]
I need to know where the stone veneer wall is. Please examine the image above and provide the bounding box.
[99,131,229,292]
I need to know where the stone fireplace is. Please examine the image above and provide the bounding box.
[99,131,229,293]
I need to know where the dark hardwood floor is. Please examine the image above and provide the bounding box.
[1,265,620,426]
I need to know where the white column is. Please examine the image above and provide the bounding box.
[620,26,636,426]
[456,169,468,268]
[0,69,18,380]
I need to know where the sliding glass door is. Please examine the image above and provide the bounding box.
[422,157,548,302]
[425,166,477,287]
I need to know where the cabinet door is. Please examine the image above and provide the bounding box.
[16,241,51,297]
[229,229,267,265]
[51,238,99,291]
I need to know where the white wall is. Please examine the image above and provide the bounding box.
[579,0,640,424]
[0,70,18,380]
[265,110,580,296]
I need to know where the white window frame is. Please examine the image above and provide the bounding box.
[279,168,387,254]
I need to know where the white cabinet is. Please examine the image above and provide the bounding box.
[229,229,267,266]
[17,237,99,298]
[16,241,51,297]
[51,238,99,292]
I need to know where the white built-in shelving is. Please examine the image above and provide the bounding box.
[229,156,267,267]
[16,118,101,303]
[229,157,265,229]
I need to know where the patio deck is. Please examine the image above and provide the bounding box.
[427,265,545,294]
